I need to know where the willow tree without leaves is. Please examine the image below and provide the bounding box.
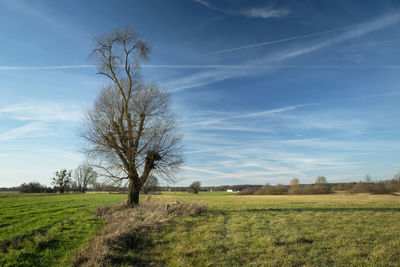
[80,28,183,206]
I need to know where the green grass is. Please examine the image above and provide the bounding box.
[138,193,400,266]
[1,192,400,266]
[0,192,126,266]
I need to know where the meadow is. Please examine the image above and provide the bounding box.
[1,191,400,266]
[0,192,126,266]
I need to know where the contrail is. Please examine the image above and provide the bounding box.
[0,65,95,70]
[202,21,382,56]
[2,64,400,72]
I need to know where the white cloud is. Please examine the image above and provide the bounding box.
[0,65,95,71]
[205,12,400,56]
[0,122,46,141]
[203,23,369,56]
[178,137,392,185]
[242,7,290,19]
[194,0,290,19]
[164,12,400,92]
[185,104,304,127]
[238,105,303,118]
[0,0,87,39]
[265,13,400,63]
[164,68,248,92]
[0,103,83,122]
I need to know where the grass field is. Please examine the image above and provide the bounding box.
[0,192,126,266]
[1,191,400,266]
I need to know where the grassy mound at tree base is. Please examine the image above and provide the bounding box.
[74,199,206,266]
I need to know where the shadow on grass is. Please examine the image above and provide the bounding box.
[108,230,165,266]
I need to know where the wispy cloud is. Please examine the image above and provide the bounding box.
[0,103,83,122]
[202,22,375,56]
[179,133,400,185]
[194,0,290,19]
[186,104,304,126]
[2,64,400,72]
[0,0,87,38]
[204,12,400,56]
[165,12,400,92]
[0,122,46,141]
[241,6,290,19]
[164,68,248,92]
[265,12,400,63]
[239,105,305,118]
[0,65,95,71]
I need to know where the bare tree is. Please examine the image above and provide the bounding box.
[290,178,299,189]
[141,174,158,194]
[315,176,327,184]
[74,164,98,193]
[52,169,72,193]
[394,171,400,181]
[364,174,373,183]
[80,28,183,206]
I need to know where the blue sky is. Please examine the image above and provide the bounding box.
[1,0,400,187]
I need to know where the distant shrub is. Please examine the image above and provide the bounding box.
[237,188,256,195]
[389,179,400,192]
[313,184,332,194]
[289,184,332,195]
[289,185,310,195]
[347,182,394,194]
[254,184,288,195]
[240,182,332,196]
[19,182,55,193]
[369,182,391,194]
[331,183,346,191]
[344,182,357,191]
[188,181,201,194]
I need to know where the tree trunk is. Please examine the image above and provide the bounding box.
[127,178,140,206]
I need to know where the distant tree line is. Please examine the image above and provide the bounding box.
[239,174,400,195]
[157,184,263,192]
[19,162,98,194]
[0,187,19,191]
[17,163,163,194]
[15,171,400,195]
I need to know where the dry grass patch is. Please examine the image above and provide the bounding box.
[74,198,206,266]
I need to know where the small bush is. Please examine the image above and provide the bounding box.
[237,188,257,195]
[313,184,332,194]
[348,182,394,194]
[188,181,201,194]
[331,183,346,191]
[254,184,288,195]
[289,184,332,195]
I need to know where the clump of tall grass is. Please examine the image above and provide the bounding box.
[74,198,206,266]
